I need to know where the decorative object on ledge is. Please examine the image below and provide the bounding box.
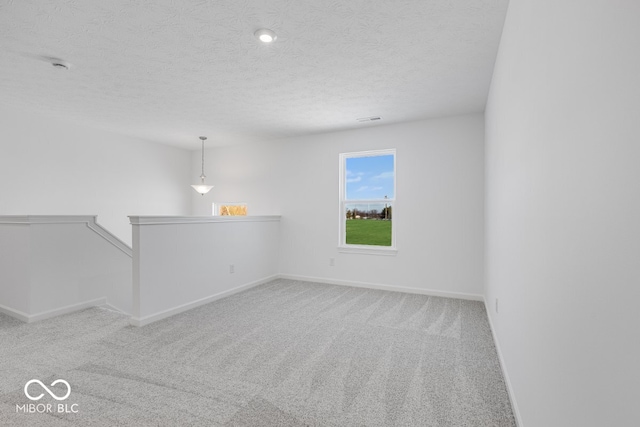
[214,203,248,216]
[191,136,214,195]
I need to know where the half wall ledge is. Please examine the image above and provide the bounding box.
[128,215,281,225]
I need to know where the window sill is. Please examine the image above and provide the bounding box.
[337,245,397,256]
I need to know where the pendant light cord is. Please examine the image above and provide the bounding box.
[200,136,207,181]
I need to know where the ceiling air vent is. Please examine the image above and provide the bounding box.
[356,116,381,122]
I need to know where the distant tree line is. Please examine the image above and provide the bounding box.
[346,206,392,220]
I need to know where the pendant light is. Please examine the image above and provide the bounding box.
[191,136,214,195]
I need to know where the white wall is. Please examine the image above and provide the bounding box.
[194,114,485,298]
[485,1,640,426]
[0,107,192,245]
[0,216,132,321]
[130,216,280,326]
[29,221,132,316]
[0,224,30,314]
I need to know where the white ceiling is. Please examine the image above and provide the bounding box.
[0,0,508,149]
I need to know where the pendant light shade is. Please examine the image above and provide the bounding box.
[191,183,214,195]
[191,136,213,195]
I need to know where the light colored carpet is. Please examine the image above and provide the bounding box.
[0,279,516,426]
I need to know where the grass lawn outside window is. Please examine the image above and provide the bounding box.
[345,219,392,246]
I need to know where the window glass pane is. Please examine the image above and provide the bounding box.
[345,154,394,200]
[345,202,392,246]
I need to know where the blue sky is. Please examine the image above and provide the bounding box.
[345,154,395,200]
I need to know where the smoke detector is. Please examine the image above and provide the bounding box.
[50,58,71,70]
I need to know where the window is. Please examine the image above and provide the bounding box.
[339,149,396,254]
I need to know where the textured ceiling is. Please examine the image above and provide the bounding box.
[0,0,508,149]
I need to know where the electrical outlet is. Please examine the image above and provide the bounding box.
[229,264,235,274]
[495,298,499,313]
[329,258,335,267]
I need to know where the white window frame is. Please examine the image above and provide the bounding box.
[338,149,397,256]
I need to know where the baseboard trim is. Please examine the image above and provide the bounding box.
[130,275,279,327]
[278,274,484,301]
[0,298,108,323]
[101,303,129,315]
[29,298,108,323]
[0,303,30,322]
[484,298,523,427]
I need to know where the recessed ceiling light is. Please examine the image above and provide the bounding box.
[254,28,277,43]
